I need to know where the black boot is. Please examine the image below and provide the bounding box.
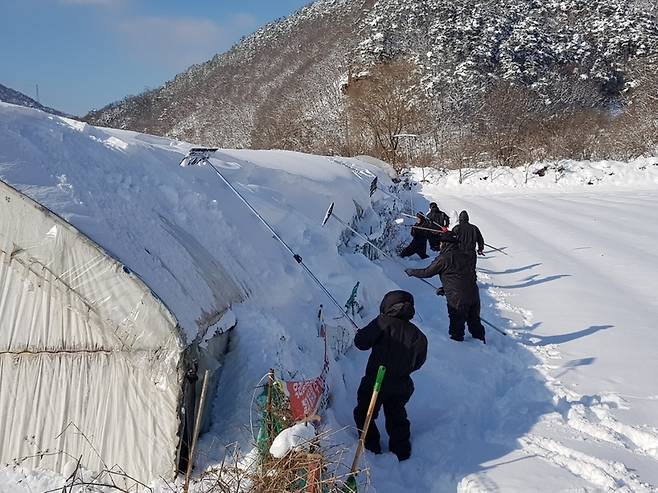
[395,450,411,461]
[365,441,382,454]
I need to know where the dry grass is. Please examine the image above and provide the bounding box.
[190,428,368,493]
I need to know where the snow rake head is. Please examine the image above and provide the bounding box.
[179,147,219,167]
[321,202,335,227]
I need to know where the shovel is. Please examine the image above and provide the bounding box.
[343,366,386,492]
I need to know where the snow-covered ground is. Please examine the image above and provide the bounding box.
[417,160,658,193]
[320,183,658,492]
[1,103,657,492]
[382,179,658,492]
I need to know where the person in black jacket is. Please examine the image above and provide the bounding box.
[452,210,485,272]
[400,213,430,259]
[426,203,450,251]
[426,202,450,228]
[353,290,428,461]
[405,237,486,343]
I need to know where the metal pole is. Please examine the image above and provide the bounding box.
[266,369,275,446]
[205,161,359,329]
[330,214,390,260]
[325,208,439,291]
[484,242,509,256]
[481,316,507,336]
[404,225,445,234]
[417,212,509,256]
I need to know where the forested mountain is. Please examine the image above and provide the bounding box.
[86,0,360,150]
[85,0,658,166]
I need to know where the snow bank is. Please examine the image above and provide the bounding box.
[414,159,658,195]
[0,102,399,489]
[0,102,391,341]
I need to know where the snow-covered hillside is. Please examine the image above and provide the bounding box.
[2,104,658,492]
[358,0,657,97]
[85,0,658,152]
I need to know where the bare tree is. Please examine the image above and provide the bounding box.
[346,61,428,169]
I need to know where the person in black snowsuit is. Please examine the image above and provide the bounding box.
[452,210,485,272]
[405,237,486,343]
[426,202,450,251]
[353,290,428,461]
[426,202,450,229]
[400,213,429,259]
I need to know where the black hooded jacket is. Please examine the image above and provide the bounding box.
[427,205,450,228]
[406,242,480,309]
[354,291,428,383]
[452,211,484,255]
[410,215,430,238]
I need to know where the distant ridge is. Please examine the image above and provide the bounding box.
[0,83,69,117]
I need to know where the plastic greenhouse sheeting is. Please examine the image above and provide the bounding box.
[0,180,184,482]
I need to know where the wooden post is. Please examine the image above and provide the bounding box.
[349,366,386,475]
[184,369,210,493]
[266,368,275,446]
[305,453,323,493]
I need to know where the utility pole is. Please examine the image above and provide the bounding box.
[35,84,40,104]
[344,58,354,156]
[393,133,419,174]
[393,133,419,213]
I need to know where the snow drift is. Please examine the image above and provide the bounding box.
[0,102,393,485]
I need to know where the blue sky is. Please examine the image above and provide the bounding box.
[0,0,312,115]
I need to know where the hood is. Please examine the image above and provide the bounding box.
[439,231,460,254]
[379,290,415,320]
[459,210,470,223]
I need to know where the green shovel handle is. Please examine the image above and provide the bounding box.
[374,365,386,392]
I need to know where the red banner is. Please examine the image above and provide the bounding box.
[285,311,330,420]
[286,361,329,420]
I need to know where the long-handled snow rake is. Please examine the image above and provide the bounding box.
[334,208,507,336]
[373,171,510,258]
[480,317,507,336]
[412,212,509,257]
[398,221,508,258]
[322,202,439,292]
[180,148,358,329]
[343,365,386,493]
[397,223,447,235]
[482,242,509,256]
